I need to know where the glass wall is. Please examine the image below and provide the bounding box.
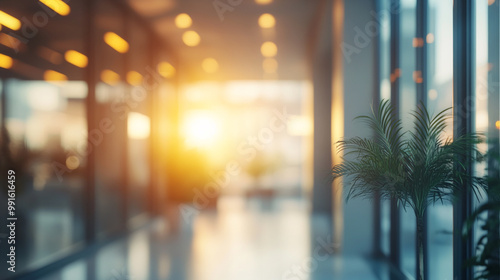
[0,0,170,277]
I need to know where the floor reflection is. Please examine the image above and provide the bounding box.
[42,197,394,280]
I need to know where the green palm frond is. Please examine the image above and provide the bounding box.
[332,99,486,218]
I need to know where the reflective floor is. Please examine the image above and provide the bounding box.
[41,197,396,280]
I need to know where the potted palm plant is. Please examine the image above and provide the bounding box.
[332,100,485,280]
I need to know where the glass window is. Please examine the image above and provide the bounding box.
[0,0,87,275]
[426,0,454,279]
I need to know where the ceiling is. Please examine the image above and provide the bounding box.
[126,0,320,82]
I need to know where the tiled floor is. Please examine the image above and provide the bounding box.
[41,197,397,280]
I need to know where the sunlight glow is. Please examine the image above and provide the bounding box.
[128,112,151,140]
[0,11,21,30]
[182,31,201,47]
[65,50,88,68]
[104,32,129,53]
[182,111,220,148]
[39,0,71,16]
[175,13,192,29]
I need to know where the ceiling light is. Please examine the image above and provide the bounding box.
[127,71,143,86]
[255,0,273,4]
[44,70,67,82]
[158,62,176,78]
[175,13,192,29]
[0,11,21,30]
[261,41,277,57]
[39,0,71,16]
[101,69,120,85]
[202,58,219,73]
[0,53,13,69]
[258,13,275,28]
[104,32,129,53]
[182,31,200,47]
[64,50,87,68]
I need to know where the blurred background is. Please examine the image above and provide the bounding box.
[0,0,498,279]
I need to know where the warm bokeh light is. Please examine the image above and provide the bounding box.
[0,53,13,69]
[489,0,496,5]
[64,50,88,68]
[104,32,129,53]
[0,11,21,30]
[66,156,80,170]
[261,41,277,57]
[262,58,278,73]
[44,70,67,82]
[0,33,21,50]
[202,58,219,73]
[38,46,63,64]
[101,69,120,85]
[39,0,71,16]
[128,112,151,139]
[496,120,500,130]
[412,37,424,47]
[127,71,143,85]
[426,33,435,44]
[255,0,273,4]
[175,13,192,29]
[158,61,176,78]
[182,111,220,148]
[428,89,438,100]
[258,13,275,28]
[182,31,201,47]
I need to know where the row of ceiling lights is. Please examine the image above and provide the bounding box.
[173,4,277,75]
[0,1,176,85]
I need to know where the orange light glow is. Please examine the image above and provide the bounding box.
[128,112,150,139]
[412,37,424,47]
[489,0,496,5]
[64,50,87,68]
[39,0,71,16]
[66,156,80,170]
[38,46,63,64]
[255,0,273,4]
[182,111,220,148]
[0,33,21,50]
[44,70,68,82]
[101,69,120,85]
[426,33,434,44]
[0,11,21,30]
[262,58,278,73]
[182,31,200,47]
[104,32,129,53]
[202,58,219,73]
[158,62,176,78]
[258,13,275,28]
[175,13,192,29]
[496,120,500,130]
[127,71,143,86]
[261,41,277,57]
[0,53,13,69]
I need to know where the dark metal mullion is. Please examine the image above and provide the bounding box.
[453,1,475,279]
[415,0,428,279]
[84,0,96,244]
[373,0,383,258]
[487,1,500,277]
[389,0,401,269]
